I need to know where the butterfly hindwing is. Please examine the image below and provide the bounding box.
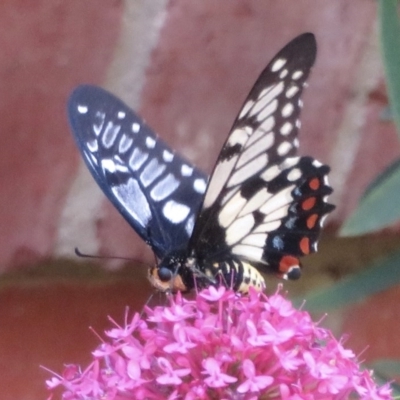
[68,85,208,258]
[230,156,334,278]
[188,33,334,279]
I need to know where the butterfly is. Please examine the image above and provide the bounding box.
[68,33,335,294]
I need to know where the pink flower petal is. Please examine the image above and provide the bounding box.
[46,288,393,399]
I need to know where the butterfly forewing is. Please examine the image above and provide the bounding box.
[200,33,316,213]
[68,85,208,259]
[188,33,334,278]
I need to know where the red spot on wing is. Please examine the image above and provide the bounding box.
[300,237,310,254]
[306,214,318,229]
[309,178,320,190]
[302,197,316,210]
[279,255,300,273]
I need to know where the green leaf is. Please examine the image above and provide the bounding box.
[378,0,400,140]
[362,158,400,199]
[369,359,400,395]
[340,157,400,236]
[341,2,400,236]
[370,359,400,377]
[300,249,400,312]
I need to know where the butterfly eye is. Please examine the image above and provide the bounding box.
[158,267,173,282]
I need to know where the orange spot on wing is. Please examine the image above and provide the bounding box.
[279,255,299,273]
[306,214,318,229]
[300,237,310,254]
[309,178,320,190]
[302,197,316,210]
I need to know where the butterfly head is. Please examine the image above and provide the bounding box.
[148,265,189,293]
[148,252,195,293]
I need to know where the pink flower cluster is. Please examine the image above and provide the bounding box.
[46,286,392,399]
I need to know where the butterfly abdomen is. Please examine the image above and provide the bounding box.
[202,259,266,294]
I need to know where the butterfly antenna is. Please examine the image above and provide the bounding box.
[74,247,150,266]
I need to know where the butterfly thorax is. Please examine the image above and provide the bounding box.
[148,250,266,294]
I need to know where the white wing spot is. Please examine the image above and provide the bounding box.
[287,168,302,182]
[101,159,115,173]
[226,214,255,245]
[150,173,180,201]
[246,117,274,147]
[232,245,263,261]
[181,164,193,176]
[286,85,299,98]
[228,128,249,147]
[129,148,148,171]
[262,205,290,223]
[277,141,292,156]
[218,191,247,228]
[257,99,278,122]
[146,136,156,148]
[119,134,133,153]
[280,122,293,136]
[117,111,126,119]
[93,111,105,136]
[296,119,301,129]
[281,103,294,117]
[221,186,240,206]
[292,70,304,80]
[279,69,288,79]
[281,157,300,169]
[260,186,294,215]
[140,158,166,187]
[259,115,275,133]
[194,178,207,193]
[163,150,174,162]
[113,178,151,228]
[241,233,267,247]
[239,100,254,119]
[298,99,303,108]
[251,82,284,117]
[261,165,280,181]
[77,104,88,114]
[203,156,238,208]
[87,139,98,153]
[312,159,323,167]
[113,161,129,173]
[163,200,190,223]
[239,188,272,217]
[293,138,299,148]
[102,122,121,148]
[254,220,281,233]
[132,122,141,133]
[237,132,274,168]
[185,214,195,236]
[259,85,273,98]
[271,57,287,72]
[228,154,268,187]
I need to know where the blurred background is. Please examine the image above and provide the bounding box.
[1,0,400,398]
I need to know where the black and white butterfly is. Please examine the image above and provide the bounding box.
[68,33,335,294]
